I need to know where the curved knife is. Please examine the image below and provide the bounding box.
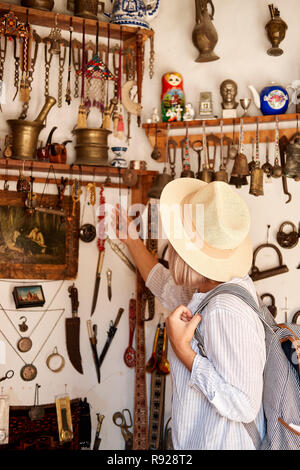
[66,283,83,374]
[98,308,124,367]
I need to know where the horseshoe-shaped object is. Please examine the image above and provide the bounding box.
[249,243,289,282]
[292,311,300,324]
[121,80,142,116]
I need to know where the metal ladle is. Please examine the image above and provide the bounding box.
[145,322,160,373]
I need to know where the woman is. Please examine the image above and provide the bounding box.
[114,179,266,450]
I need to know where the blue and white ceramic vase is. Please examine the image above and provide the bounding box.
[110,0,160,29]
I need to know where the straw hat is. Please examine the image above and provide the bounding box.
[159,178,253,282]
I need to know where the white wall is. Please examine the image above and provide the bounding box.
[0,0,299,450]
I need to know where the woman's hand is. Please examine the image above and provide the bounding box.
[112,204,139,247]
[166,305,202,371]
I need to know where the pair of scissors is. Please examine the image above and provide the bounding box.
[0,370,14,382]
[112,408,133,450]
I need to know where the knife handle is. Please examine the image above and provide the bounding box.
[68,283,79,315]
[86,320,93,339]
[97,251,105,275]
[114,308,124,328]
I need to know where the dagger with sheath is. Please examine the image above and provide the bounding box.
[87,320,101,383]
[93,413,105,450]
[99,308,125,367]
[66,283,83,374]
[91,250,105,316]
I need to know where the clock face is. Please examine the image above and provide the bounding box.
[20,364,37,382]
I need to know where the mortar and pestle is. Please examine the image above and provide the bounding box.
[7,96,56,161]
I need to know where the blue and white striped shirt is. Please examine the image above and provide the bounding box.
[146,263,266,450]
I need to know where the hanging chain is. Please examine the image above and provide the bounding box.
[72,39,81,99]
[44,41,53,98]
[0,36,7,112]
[149,34,155,79]
[13,37,20,101]
[58,40,67,108]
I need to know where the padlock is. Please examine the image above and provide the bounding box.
[260,293,277,318]
[276,221,299,249]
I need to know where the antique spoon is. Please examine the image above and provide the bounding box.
[151,124,161,160]
[123,298,136,368]
[145,322,160,373]
[157,323,170,375]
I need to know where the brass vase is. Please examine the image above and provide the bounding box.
[7,96,56,161]
[67,0,106,20]
[21,0,54,11]
[192,0,219,62]
[265,4,288,56]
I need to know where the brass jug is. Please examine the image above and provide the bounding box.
[21,0,54,11]
[192,0,219,62]
[7,96,56,161]
[265,4,288,57]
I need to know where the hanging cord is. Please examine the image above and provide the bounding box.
[65,17,73,105]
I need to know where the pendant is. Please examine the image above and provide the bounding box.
[20,364,37,381]
[79,223,96,243]
[17,337,32,353]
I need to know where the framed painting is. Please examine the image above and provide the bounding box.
[0,190,79,280]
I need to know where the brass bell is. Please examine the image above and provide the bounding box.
[147,168,173,199]
[181,166,195,178]
[249,166,264,196]
[229,152,249,188]
[285,137,300,180]
[49,38,61,55]
[214,167,228,183]
[198,167,214,183]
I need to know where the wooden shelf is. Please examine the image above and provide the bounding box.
[0,157,157,177]
[143,113,300,162]
[0,1,154,45]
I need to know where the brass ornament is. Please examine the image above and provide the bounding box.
[17,337,33,353]
[20,364,37,381]
[46,347,65,373]
[265,4,288,57]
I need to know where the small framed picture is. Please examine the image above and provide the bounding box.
[12,285,46,309]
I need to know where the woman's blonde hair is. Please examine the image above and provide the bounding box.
[167,242,208,289]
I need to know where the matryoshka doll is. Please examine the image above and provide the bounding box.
[161,72,185,122]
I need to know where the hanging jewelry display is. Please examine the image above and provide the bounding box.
[249,119,264,196]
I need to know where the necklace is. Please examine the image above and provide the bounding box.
[0,306,65,381]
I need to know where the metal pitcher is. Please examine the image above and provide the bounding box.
[192,0,219,62]
[7,96,56,161]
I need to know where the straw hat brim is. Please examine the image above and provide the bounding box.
[159,178,253,282]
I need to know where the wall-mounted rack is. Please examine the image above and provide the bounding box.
[0,1,154,45]
[143,113,300,162]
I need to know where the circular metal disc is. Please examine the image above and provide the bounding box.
[79,223,96,243]
[17,337,32,353]
[20,364,37,382]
